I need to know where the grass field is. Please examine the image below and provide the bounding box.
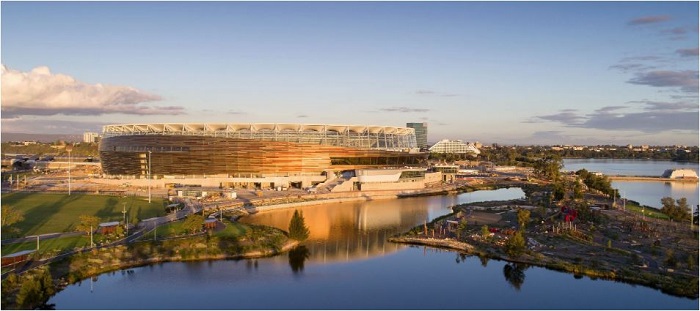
[623,201,670,220]
[1,235,90,257]
[1,193,166,237]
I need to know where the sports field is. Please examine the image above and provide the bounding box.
[1,193,166,237]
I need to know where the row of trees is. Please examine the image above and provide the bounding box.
[1,142,99,158]
[575,169,616,198]
[478,145,698,166]
[660,197,692,222]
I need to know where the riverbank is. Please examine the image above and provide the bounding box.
[607,176,698,183]
[389,200,699,299]
[1,223,300,309]
[239,179,527,214]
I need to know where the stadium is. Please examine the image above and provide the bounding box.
[99,123,427,181]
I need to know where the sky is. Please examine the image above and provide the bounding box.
[1,1,698,146]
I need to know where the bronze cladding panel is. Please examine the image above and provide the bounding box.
[99,135,426,176]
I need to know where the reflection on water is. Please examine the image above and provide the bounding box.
[48,187,698,310]
[503,262,529,291]
[241,188,525,262]
[288,245,309,274]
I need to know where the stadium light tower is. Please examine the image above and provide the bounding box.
[148,150,152,203]
[65,144,73,195]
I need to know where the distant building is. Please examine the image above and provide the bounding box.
[428,139,481,155]
[662,169,698,179]
[406,122,428,149]
[83,132,100,143]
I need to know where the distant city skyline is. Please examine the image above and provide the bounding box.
[1,1,698,146]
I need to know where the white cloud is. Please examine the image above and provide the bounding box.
[1,64,184,118]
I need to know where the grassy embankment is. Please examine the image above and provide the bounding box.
[622,200,670,220]
[2,218,297,309]
[1,193,166,259]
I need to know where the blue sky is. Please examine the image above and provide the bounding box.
[1,1,698,145]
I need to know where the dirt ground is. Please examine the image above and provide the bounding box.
[420,198,699,298]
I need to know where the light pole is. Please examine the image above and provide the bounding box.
[148,150,152,203]
[65,144,73,195]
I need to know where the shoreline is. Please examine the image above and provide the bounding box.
[607,176,698,183]
[388,235,696,299]
[388,204,699,300]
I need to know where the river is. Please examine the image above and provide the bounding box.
[48,184,697,309]
[563,159,699,209]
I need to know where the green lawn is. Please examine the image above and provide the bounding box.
[1,235,91,257]
[213,221,249,238]
[623,202,670,220]
[1,193,166,237]
[153,219,249,239]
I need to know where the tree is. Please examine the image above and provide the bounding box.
[457,219,469,240]
[15,278,41,309]
[660,197,691,222]
[504,231,526,258]
[572,178,585,200]
[182,214,205,234]
[288,209,310,241]
[481,225,491,241]
[552,180,566,201]
[533,154,562,180]
[75,215,100,235]
[1,205,24,227]
[517,209,531,231]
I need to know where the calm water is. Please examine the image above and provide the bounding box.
[562,158,699,177]
[48,186,698,309]
[563,159,699,209]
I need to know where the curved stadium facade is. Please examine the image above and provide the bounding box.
[99,123,426,177]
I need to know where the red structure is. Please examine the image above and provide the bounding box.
[2,250,35,267]
[561,206,578,222]
[203,219,218,230]
[97,221,121,234]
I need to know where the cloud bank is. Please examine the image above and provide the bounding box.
[1,65,184,118]
[1,118,106,134]
[676,47,699,57]
[627,70,699,93]
[532,101,698,133]
[380,106,430,113]
[627,15,671,25]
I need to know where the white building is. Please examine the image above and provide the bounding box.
[83,132,100,143]
[428,139,481,155]
[662,169,698,179]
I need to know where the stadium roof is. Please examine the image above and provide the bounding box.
[103,123,415,136]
